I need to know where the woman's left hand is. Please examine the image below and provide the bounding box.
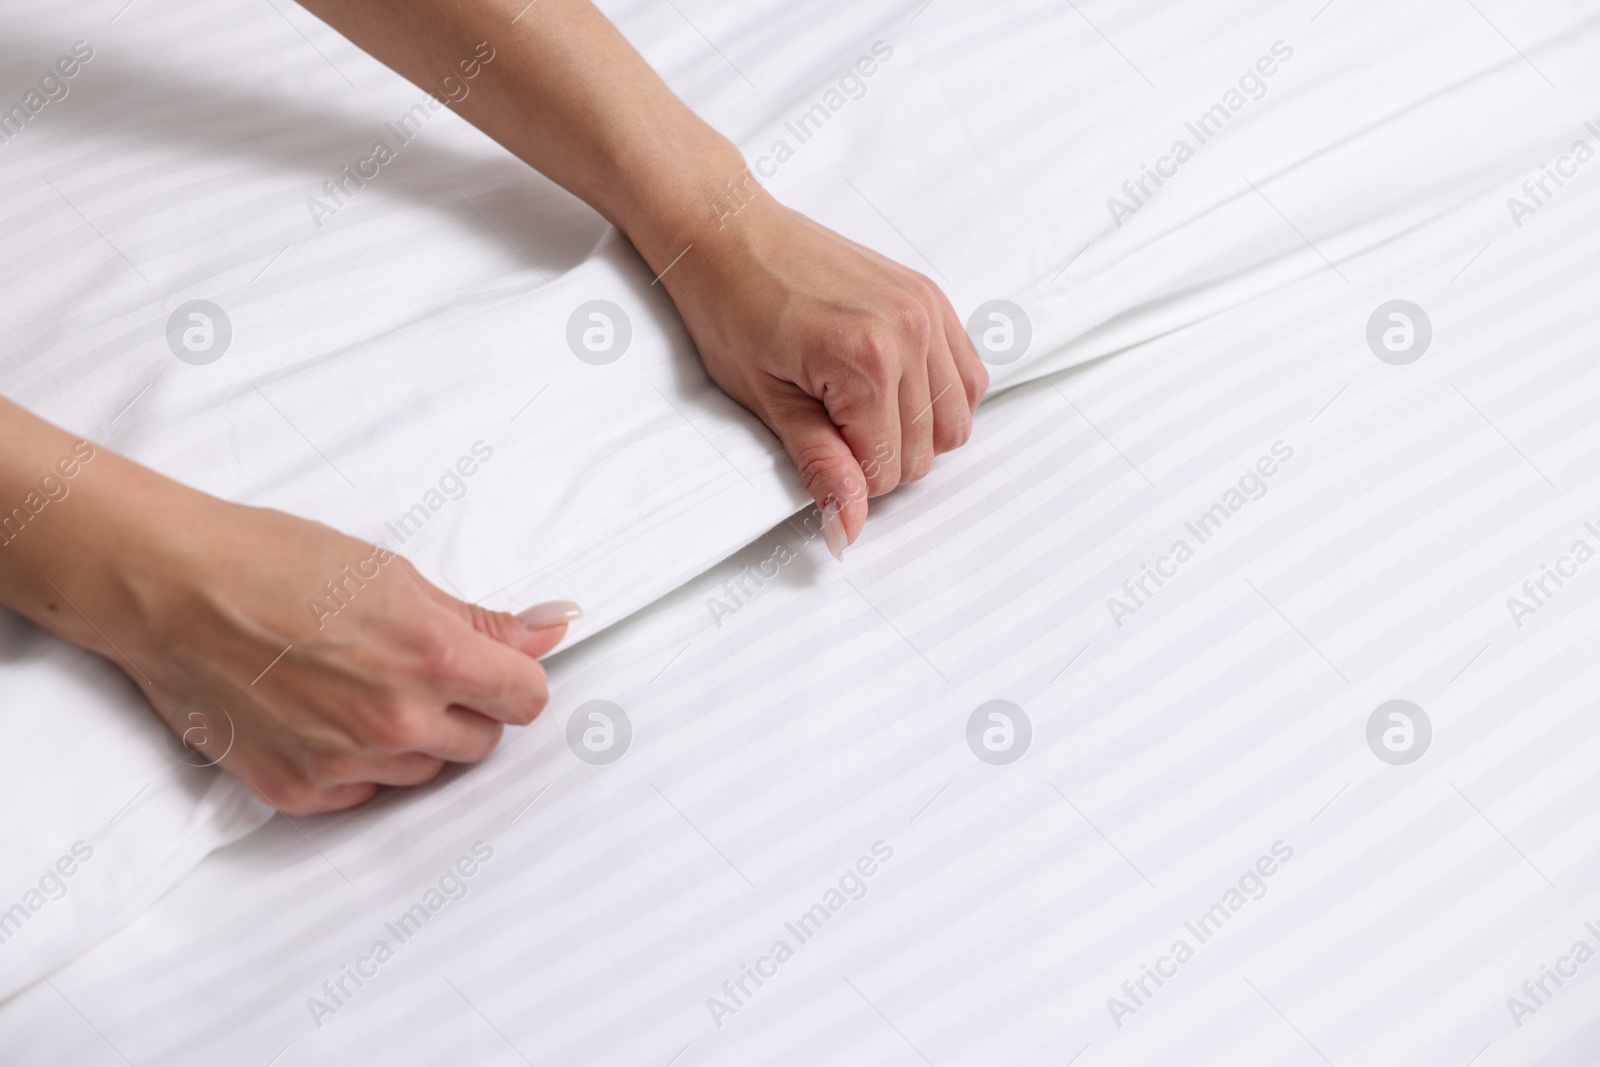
[656,194,988,555]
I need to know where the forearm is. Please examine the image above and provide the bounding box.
[0,397,192,658]
[295,0,746,271]
[0,396,572,814]
[297,0,984,550]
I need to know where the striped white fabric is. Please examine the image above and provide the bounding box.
[3,0,1600,1062]
[12,133,1600,1067]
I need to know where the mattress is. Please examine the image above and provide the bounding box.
[4,0,1600,1061]
[12,242,1600,1064]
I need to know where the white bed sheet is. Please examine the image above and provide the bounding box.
[9,206,1600,1064]
[3,0,1600,1050]
[5,0,1593,631]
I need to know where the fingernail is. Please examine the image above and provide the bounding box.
[517,600,583,629]
[821,501,847,562]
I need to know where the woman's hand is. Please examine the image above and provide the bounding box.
[293,0,989,554]
[0,398,576,815]
[0,0,992,814]
[116,499,576,815]
[657,197,988,555]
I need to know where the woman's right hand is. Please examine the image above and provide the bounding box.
[0,398,574,815]
[117,497,577,814]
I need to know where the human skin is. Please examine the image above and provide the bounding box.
[0,396,572,814]
[0,0,985,813]
[294,0,986,541]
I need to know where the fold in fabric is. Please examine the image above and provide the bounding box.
[0,0,1593,1001]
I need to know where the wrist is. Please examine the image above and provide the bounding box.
[648,185,795,341]
[3,448,208,659]
[606,125,759,274]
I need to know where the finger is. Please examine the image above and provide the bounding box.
[413,705,505,764]
[816,331,903,496]
[249,777,377,817]
[939,292,989,411]
[512,599,582,657]
[924,317,974,454]
[898,343,935,484]
[424,600,552,726]
[762,384,870,554]
[331,751,449,788]
[415,581,578,661]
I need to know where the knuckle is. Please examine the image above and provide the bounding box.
[863,460,897,495]
[257,775,325,816]
[861,443,900,492]
[858,444,898,491]
[891,293,931,348]
[415,630,462,688]
[794,445,842,500]
[469,604,520,643]
[364,702,426,751]
[839,324,898,378]
[864,441,902,476]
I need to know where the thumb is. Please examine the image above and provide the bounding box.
[431,589,577,661]
[765,392,868,559]
[511,600,583,657]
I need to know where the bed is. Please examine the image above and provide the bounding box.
[3,0,1599,1063]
